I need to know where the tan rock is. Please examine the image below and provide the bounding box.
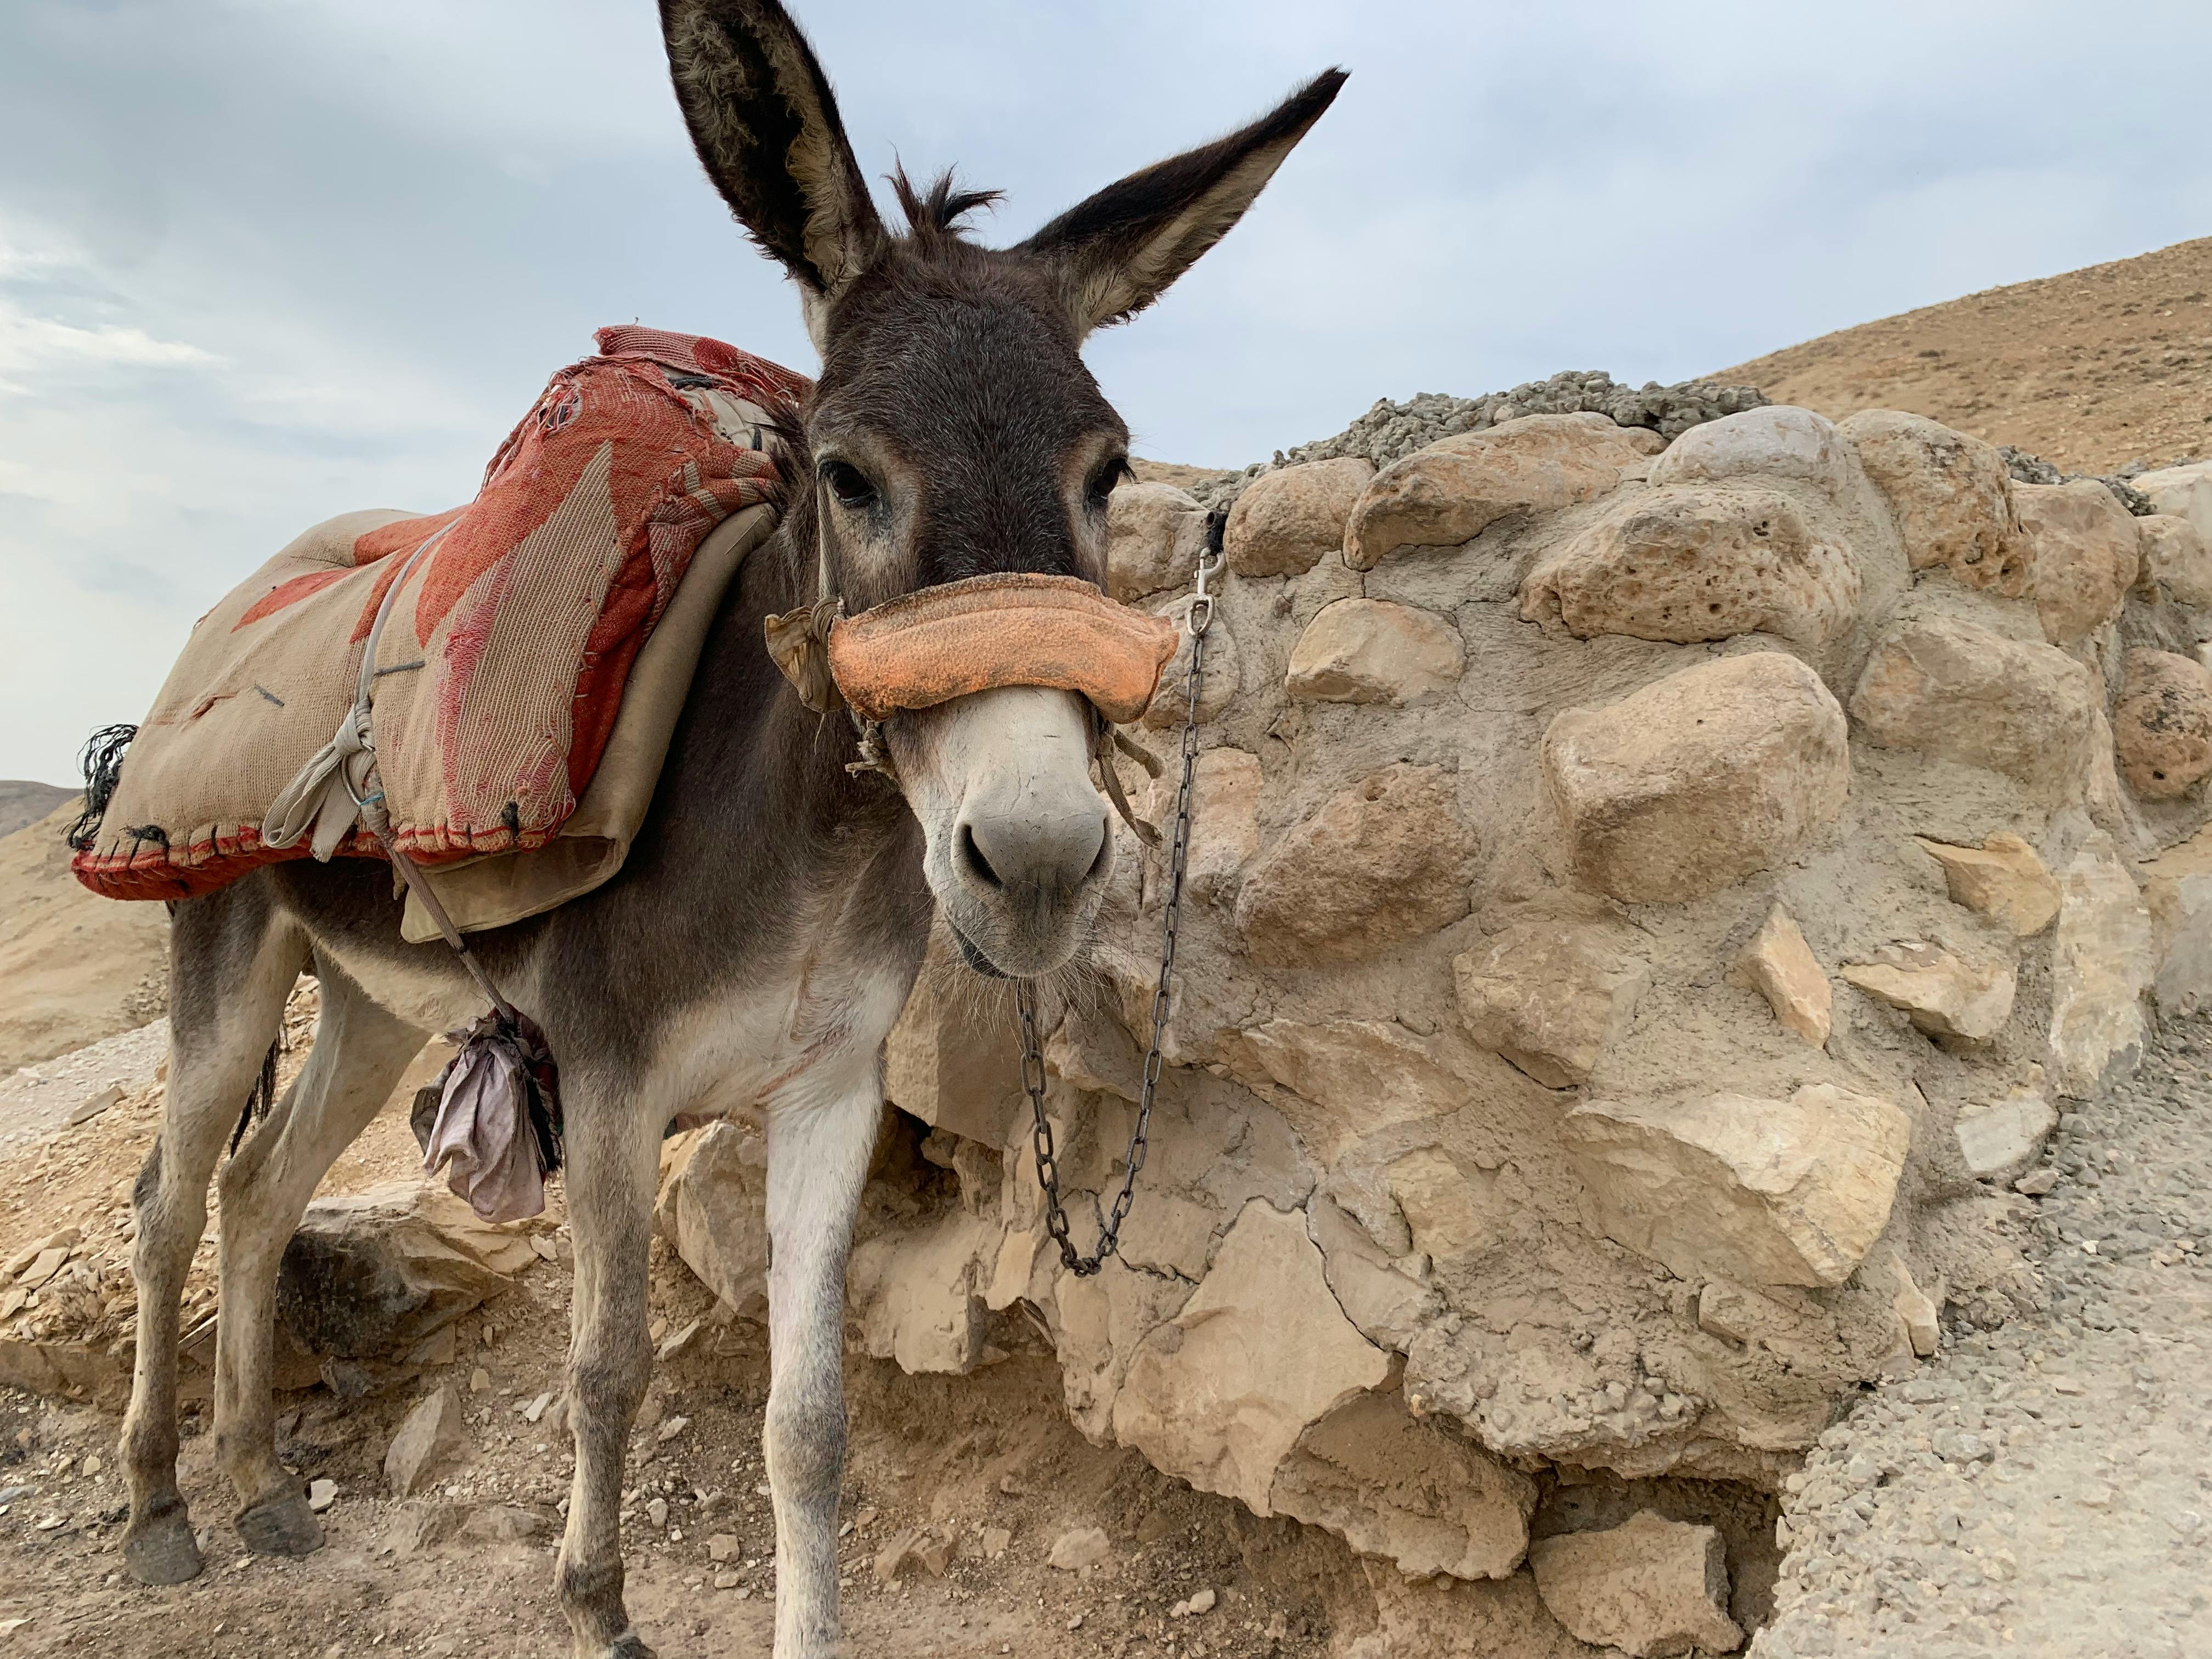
[1881,1251,1940,1359]
[1269,1391,1536,1581]
[1361,1564,1609,1659]
[1646,404,1849,494]
[1562,1084,1910,1287]
[1107,481,1207,601]
[1543,653,1849,903]
[1913,832,2060,936]
[1224,457,1373,577]
[1139,592,1240,731]
[847,1207,997,1375]
[2135,514,2212,607]
[1046,1525,1110,1571]
[383,1384,466,1498]
[1234,764,1474,964]
[1112,1200,1390,1513]
[2047,833,2154,1097]
[1285,599,1464,706]
[1144,746,1262,901]
[1453,920,1649,1087]
[654,1121,769,1320]
[1528,1510,1743,1658]
[1386,1147,1510,1262]
[1841,941,2016,1042]
[1728,905,1831,1047]
[1694,1278,1789,1345]
[1228,1018,1471,1148]
[1839,409,2022,591]
[1344,413,1643,569]
[884,939,1023,1144]
[1848,617,2101,797]
[2013,479,2139,644]
[2112,648,2212,799]
[2132,458,2212,543]
[1306,1196,1440,1350]
[1954,1079,2057,1181]
[1521,486,1860,649]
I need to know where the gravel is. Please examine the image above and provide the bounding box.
[1754,1018,2212,1658]
[1996,444,2157,516]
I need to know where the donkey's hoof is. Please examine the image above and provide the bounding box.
[236,1491,324,1558]
[122,1508,205,1585]
[603,1634,658,1659]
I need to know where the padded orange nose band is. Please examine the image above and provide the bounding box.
[822,573,1180,725]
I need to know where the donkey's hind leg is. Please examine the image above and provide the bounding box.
[121,882,307,1586]
[213,953,426,1556]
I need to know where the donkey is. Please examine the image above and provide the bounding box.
[114,3,1340,1653]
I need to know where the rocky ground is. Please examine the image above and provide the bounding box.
[1718,234,2212,478]
[1756,1013,2212,1657]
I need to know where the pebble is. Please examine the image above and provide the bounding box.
[307,1479,337,1513]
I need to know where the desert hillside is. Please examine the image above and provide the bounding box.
[0,782,73,842]
[0,805,168,1071]
[1717,234,2212,475]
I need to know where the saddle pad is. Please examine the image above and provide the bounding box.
[74,326,809,904]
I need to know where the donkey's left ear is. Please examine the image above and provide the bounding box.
[1019,69,1346,337]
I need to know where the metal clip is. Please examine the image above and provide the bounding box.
[1188,508,1227,637]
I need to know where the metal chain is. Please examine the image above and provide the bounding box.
[1018,511,1223,1277]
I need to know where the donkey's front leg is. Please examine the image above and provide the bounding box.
[555,1092,665,1659]
[764,1071,883,1659]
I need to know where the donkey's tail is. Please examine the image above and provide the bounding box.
[65,722,138,853]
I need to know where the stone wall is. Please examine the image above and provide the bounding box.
[657,401,2212,1626]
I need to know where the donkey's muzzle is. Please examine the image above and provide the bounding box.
[768,573,1178,725]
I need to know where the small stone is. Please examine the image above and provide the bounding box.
[468,1368,490,1395]
[1046,1525,1110,1571]
[307,1478,337,1514]
[1839,410,2021,589]
[67,1085,123,1127]
[708,1533,741,1562]
[1285,599,1463,706]
[1695,1278,1787,1345]
[383,1386,466,1499]
[81,1454,101,1477]
[1841,941,2016,1042]
[519,1390,555,1424]
[713,1568,742,1590]
[1729,904,1832,1047]
[1914,832,2061,937]
[1529,1510,1744,1658]
[15,1249,67,1290]
[915,1535,953,1576]
[460,1503,550,1542]
[1884,1253,1940,1358]
[2014,1167,2059,1197]
[646,1497,668,1528]
[657,1414,691,1443]
[2048,834,2155,1097]
[980,1525,1011,1559]
[873,1530,921,1583]
[2135,514,2212,606]
[1183,1587,1217,1617]
[1933,1429,1993,1464]
[1955,1081,2058,1181]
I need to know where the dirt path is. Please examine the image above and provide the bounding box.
[1755,1015,2212,1658]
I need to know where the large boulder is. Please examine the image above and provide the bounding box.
[1848,617,2101,797]
[2012,479,2140,644]
[2132,457,2212,543]
[1838,410,2023,592]
[1562,1084,1911,1287]
[1286,599,1464,706]
[2111,647,2212,800]
[1111,1200,1391,1514]
[1528,1511,1745,1657]
[1645,404,1849,495]
[1224,457,1373,577]
[1453,919,1650,1087]
[2135,514,2212,608]
[1344,413,1645,569]
[1107,481,1209,601]
[1234,764,1475,964]
[1520,485,1860,648]
[1542,653,1850,903]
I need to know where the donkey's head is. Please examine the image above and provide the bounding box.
[661,0,1340,978]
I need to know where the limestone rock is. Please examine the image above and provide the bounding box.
[1528,1511,1743,1657]
[384,1384,466,1498]
[1228,1020,1472,1144]
[1882,1251,1940,1359]
[1562,1085,1910,1288]
[654,1121,769,1320]
[2112,648,2212,800]
[1285,599,1464,706]
[2132,458,2212,543]
[2135,514,2212,607]
[1694,1278,1789,1346]
[1542,653,1849,903]
[2150,870,2212,1017]
[1140,593,1240,732]
[275,1181,533,1365]
[1839,410,2021,591]
[848,1208,997,1375]
[1268,1391,1536,1581]
[1521,486,1860,649]
[1913,832,2060,936]
[1344,413,1643,570]
[1841,942,2016,1042]
[1728,904,1831,1047]
[1108,481,1207,602]
[1848,617,2101,797]
[885,946,1023,1145]
[1111,1200,1390,1514]
[1645,404,1849,495]
[1452,920,1649,1087]
[1047,1526,1110,1571]
[1234,764,1474,964]
[1224,457,1373,577]
[2013,479,2140,644]
[1144,746,1262,902]
[1954,1079,2057,1181]
[2047,834,2154,1097]
[1359,1564,1609,1659]
[1306,1195,1440,1351]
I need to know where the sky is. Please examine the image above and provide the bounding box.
[5,1,2212,786]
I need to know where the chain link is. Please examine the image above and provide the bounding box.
[1018,511,1223,1277]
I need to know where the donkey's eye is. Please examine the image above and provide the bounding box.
[1086,457,1131,509]
[820,460,878,510]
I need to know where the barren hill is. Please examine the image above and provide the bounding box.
[0,804,167,1072]
[0,782,72,842]
[1716,234,2212,476]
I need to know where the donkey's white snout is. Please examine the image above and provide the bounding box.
[957,773,1109,898]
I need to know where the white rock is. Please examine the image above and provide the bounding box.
[307,1478,337,1514]
[1562,1084,1911,1288]
[2136,514,2212,608]
[1145,746,1262,901]
[383,1385,466,1498]
[2047,833,2154,1097]
[2131,457,2212,544]
[1528,1510,1744,1658]
[1646,404,1850,494]
[1839,410,2022,591]
[1046,1525,1111,1571]
[1954,1080,2057,1181]
[654,1122,770,1321]
[2013,479,2140,644]
[1285,599,1464,706]
[1453,919,1649,1087]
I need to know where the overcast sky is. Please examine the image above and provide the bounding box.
[5,1,2211,785]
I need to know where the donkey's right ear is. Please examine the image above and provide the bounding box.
[659,0,886,319]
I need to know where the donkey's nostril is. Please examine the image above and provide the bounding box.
[957,822,1005,890]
